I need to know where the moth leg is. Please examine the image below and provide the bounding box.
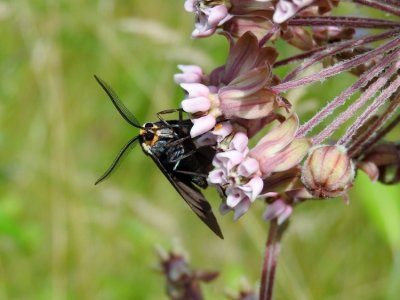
[171,150,197,165]
[173,169,208,178]
[165,136,191,149]
[157,108,184,124]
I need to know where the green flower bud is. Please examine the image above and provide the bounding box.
[301,145,355,198]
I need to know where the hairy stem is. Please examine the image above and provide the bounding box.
[274,29,400,69]
[259,24,280,47]
[272,37,400,93]
[259,220,286,300]
[282,30,400,82]
[377,0,400,7]
[351,0,400,16]
[297,48,400,137]
[314,58,400,144]
[281,29,399,82]
[349,95,400,157]
[289,16,400,29]
[339,74,400,146]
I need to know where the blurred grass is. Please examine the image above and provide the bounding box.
[0,1,399,299]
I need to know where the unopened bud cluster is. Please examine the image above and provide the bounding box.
[301,145,355,198]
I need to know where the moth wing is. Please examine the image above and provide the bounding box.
[149,155,223,239]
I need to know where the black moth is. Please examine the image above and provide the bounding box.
[94,75,223,239]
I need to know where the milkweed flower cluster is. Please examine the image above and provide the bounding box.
[175,0,400,226]
[176,32,284,138]
[183,0,275,38]
[162,0,399,299]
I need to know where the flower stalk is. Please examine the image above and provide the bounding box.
[351,0,400,16]
[259,219,286,300]
[272,36,400,93]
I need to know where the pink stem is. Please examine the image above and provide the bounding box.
[274,29,400,69]
[259,24,280,47]
[289,16,400,29]
[351,0,400,16]
[349,96,400,157]
[259,220,285,300]
[271,36,400,94]
[314,59,400,145]
[296,48,400,137]
[339,71,400,145]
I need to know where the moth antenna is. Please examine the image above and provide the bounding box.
[94,75,143,129]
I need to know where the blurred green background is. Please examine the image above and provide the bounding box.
[0,1,399,299]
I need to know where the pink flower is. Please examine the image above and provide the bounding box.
[181,97,211,113]
[208,131,264,219]
[191,115,217,137]
[263,198,293,225]
[184,1,231,38]
[177,33,285,138]
[237,158,260,177]
[229,132,249,152]
[238,176,264,200]
[208,168,228,185]
[223,176,263,220]
[174,65,204,84]
[213,150,245,173]
[193,122,234,147]
[273,0,314,24]
[180,83,221,137]
[184,0,275,39]
[221,32,278,85]
[250,114,311,176]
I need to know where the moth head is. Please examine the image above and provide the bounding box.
[140,122,159,146]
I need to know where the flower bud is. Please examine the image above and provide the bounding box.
[301,145,355,198]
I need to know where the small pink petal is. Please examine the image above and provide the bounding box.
[177,64,203,75]
[237,158,260,177]
[180,83,210,98]
[226,187,245,207]
[207,5,229,27]
[212,122,233,142]
[277,206,293,225]
[190,115,216,137]
[273,1,297,24]
[233,198,251,220]
[174,73,202,84]
[174,64,203,84]
[292,0,313,7]
[219,88,277,119]
[214,150,244,171]
[184,0,195,12]
[258,138,311,176]
[223,32,259,83]
[261,191,279,198]
[181,97,211,113]
[208,168,227,185]
[239,176,263,200]
[192,27,216,38]
[263,199,288,221]
[250,114,299,159]
[224,66,271,98]
[230,132,248,152]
